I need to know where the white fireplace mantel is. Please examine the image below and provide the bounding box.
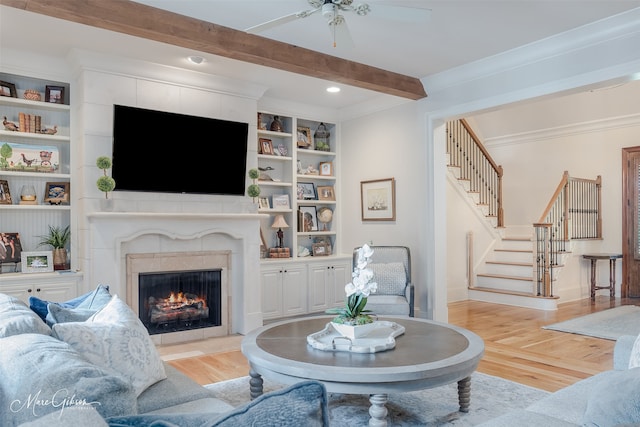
[85,212,267,334]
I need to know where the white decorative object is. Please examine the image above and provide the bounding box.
[331,320,379,340]
[308,321,405,353]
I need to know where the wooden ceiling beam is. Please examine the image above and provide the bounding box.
[1,0,427,100]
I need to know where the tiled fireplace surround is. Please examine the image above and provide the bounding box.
[85,212,264,343]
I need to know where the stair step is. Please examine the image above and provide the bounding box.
[494,249,532,253]
[485,261,532,267]
[477,273,533,281]
[468,288,559,311]
[469,286,557,298]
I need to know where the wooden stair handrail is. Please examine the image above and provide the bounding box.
[538,171,569,223]
[460,119,503,178]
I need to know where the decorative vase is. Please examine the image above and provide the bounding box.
[52,248,67,270]
[331,321,378,340]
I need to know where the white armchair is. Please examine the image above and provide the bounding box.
[353,245,414,317]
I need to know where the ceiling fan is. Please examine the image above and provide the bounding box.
[245,0,431,48]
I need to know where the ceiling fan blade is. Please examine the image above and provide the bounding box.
[366,4,431,23]
[245,8,319,34]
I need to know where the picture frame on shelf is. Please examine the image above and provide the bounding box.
[21,251,54,273]
[44,181,69,205]
[361,177,396,221]
[272,194,290,209]
[317,185,335,201]
[2,142,59,174]
[0,80,17,98]
[259,138,273,155]
[258,197,270,209]
[319,161,333,176]
[296,182,316,200]
[299,206,318,232]
[0,180,12,204]
[1,232,23,263]
[45,85,65,104]
[297,126,312,149]
[312,242,330,256]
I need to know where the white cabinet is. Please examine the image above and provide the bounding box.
[260,263,307,320]
[0,272,82,304]
[308,258,351,313]
[0,72,72,269]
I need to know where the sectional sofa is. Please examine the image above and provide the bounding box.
[0,288,328,427]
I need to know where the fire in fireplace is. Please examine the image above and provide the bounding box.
[138,269,222,335]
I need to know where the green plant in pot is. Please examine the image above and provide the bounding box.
[96,156,116,199]
[37,225,70,270]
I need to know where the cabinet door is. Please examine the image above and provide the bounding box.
[330,261,351,307]
[261,267,284,319]
[1,280,78,304]
[282,265,307,316]
[308,264,330,312]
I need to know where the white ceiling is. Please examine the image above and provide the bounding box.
[2,1,640,137]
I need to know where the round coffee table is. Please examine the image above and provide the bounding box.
[241,316,484,427]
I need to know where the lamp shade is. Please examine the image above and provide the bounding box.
[271,214,289,229]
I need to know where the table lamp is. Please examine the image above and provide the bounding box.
[271,214,289,248]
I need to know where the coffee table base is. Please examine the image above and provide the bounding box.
[249,368,472,427]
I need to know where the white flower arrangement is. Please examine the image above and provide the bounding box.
[327,244,377,325]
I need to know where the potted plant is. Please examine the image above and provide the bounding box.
[326,243,378,339]
[96,156,116,199]
[37,225,70,270]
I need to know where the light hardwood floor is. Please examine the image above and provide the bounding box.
[159,296,637,391]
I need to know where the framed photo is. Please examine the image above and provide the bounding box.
[299,206,318,232]
[0,232,22,263]
[21,251,54,273]
[44,181,69,205]
[0,80,17,98]
[297,126,312,148]
[272,194,290,209]
[317,185,335,201]
[312,242,330,256]
[296,182,316,200]
[0,180,12,204]
[319,161,333,176]
[259,138,273,155]
[258,197,270,209]
[45,85,65,104]
[361,177,396,221]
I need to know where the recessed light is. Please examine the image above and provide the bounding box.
[326,86,340,93]
[187,55,205,65]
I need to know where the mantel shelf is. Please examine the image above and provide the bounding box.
[87,212,269,221]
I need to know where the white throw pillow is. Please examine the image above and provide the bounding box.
[53,294,166,396]
[629,333,640,369]
[368,262,407,295]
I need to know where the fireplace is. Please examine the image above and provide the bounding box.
[126,250,231,345]
[138,269,222,335]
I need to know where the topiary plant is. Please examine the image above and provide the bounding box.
[247,168,260,202]
[96,156,116,199]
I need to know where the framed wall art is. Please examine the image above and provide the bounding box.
[361,177,396,221]
[21,251,54,273]
[45,85,65,104]
[1,232,23,264]
[317,185,335,201]
[319,161,333,176]
[299,206,318,232]
[0,80,17,98]
[44,181,69,205]
[296,182,316,200]
[0,180,12,204]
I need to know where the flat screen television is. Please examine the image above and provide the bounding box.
[112,105,248,196]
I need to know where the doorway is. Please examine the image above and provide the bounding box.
[622,146,640,297]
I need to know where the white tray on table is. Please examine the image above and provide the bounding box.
[307,321,405,353]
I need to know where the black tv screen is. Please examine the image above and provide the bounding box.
[112,105,248,196]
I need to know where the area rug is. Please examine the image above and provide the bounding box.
[542,305,640,340]
[205,372,548,426]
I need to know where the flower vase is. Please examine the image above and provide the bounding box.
[331,321,378,340]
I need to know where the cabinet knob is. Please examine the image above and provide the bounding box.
[36,288,41,292]
[27,288,32,293]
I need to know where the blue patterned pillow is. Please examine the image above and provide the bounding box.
[29,284,111,322]
[106,381,329,427]
[0,293,51,338]
[368,262,406,295]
